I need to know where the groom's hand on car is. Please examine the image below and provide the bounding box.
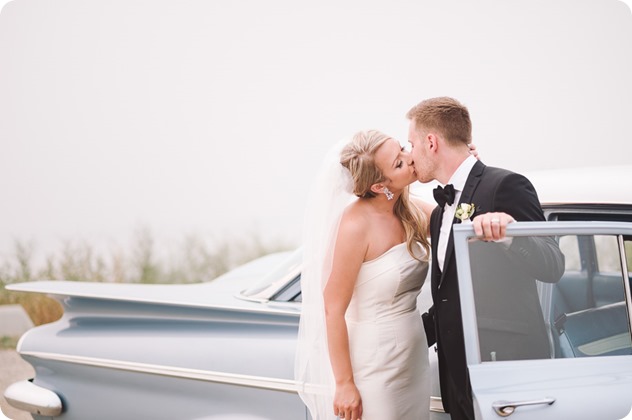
[473,212,515,241]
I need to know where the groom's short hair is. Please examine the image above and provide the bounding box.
[406,97,472,146]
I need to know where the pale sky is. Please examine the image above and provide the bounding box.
[1,0,631,262]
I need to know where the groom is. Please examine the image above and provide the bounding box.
[406,97,564,419]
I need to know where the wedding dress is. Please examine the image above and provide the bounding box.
[346,242,430,419]
[295,138,431,420]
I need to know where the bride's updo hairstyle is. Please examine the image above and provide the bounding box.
[340,130,430,258]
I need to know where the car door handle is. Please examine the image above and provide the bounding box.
[492,397,556,417]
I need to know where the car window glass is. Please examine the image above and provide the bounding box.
[271,275,302,302]
[596,235,620,273]
[559,235,580,271]
[241,248,302,299]
[468,233,632,362]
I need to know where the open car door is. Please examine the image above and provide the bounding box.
[453,221,632,420]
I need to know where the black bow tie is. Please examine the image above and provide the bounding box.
[433,184,456,207]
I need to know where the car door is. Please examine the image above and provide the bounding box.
[453,221,632,420]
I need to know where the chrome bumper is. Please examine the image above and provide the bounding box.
[4,380,63,416]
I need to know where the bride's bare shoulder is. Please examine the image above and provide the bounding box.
[339,200,371,235]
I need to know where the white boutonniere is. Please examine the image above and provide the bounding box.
[455,203,476,223]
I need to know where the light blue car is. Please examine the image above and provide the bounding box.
[5,168,632,420]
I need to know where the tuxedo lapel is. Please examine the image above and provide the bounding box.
[440,161,485,286]
[458,160,485,211]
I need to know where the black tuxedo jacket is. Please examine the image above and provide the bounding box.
[422,160,564,419]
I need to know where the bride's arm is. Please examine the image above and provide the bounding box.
[323,210,366,420]
[411,196,435,223]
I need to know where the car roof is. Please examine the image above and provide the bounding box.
[410,164,632,207]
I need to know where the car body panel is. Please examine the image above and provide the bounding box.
[5,166,632,419]
[7,253,306,420]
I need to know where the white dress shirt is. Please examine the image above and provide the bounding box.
[437,155,478,271]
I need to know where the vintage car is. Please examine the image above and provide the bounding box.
[5,166,632,420]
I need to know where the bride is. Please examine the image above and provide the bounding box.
[295,130,436,420]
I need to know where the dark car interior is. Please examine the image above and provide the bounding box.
[546,206,632,359]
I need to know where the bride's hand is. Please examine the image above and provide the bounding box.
[469,143,480,160]
[333,381,363,420]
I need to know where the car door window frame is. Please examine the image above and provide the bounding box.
[453,221,632,366]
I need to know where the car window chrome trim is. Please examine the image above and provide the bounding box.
[237,270,301,302]
[239,248,303,301]
[233,293,302,311]
[20,351,303,393]
[618,235,632,329]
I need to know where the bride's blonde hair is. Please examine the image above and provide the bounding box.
[339,130,430,258]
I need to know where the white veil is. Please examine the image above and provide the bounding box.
[295,138,355,419]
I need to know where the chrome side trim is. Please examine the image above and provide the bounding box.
[4,380,63,416]
[21,351,301,393]
[19,351,443,413]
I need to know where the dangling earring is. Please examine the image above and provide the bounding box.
[383,187,394,201]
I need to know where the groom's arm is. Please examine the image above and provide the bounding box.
[505,236,564,283]
[494,172,546,223]
[494,172,565,283]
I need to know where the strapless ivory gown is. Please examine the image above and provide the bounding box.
[345,242,430,420]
